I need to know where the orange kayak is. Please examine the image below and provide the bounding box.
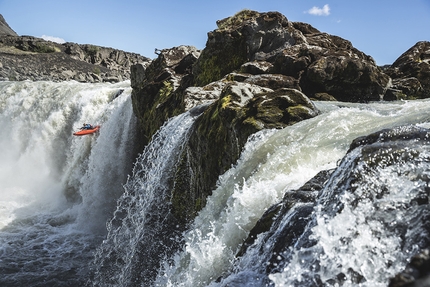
[73,125,101,136]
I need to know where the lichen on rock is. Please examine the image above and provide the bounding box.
[170,82,319,227]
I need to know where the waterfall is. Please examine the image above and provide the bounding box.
[153,100,430,287]
[90,107,203,286]
[3,79,430,287]
[0,80,136,286]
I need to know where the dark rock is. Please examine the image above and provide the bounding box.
[0,17,150,83]
[131,45,200,148]
[271,41,390,102]
[385,41,430,99]
[311,92,337,101]
[193,10,298,86]
[191,9,390,102]
[170,82,319,227]
[244,74,301,91]
[229,125,430,285]
[390,249,430,287]
[237,169,332,261]
[130,63,147,90]
[0,14,17,36]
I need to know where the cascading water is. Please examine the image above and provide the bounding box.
[0,80,136,286]
[3,79,430,287]
[90,107,203,287]
[153,100,430,287]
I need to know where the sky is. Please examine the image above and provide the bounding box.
[1,0,429,65]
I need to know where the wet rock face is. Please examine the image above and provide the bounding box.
[231,125,430,285]
[385,41,430,99]
[170,82,319,227]
[131,45,201,148]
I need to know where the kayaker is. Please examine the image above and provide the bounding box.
[81,123,93,130]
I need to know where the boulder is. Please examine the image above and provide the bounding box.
[270,35,390,102]
[131,45,201,148]
[191,10,391,102]
[193,10,298,86]
[385,41,430,99]
[170,82,319,227]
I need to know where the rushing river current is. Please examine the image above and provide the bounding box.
[1,80,430,286]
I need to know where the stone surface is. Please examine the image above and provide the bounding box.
[0,14,17,36]
[131,45,200,148]
[191,9,390,102]
[0,35,150,82]
[385,41,430,99]
[170,82,319,227]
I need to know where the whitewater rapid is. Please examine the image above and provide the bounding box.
[153,100,430,287]
[0,80,136,286]
[2,79,430,287]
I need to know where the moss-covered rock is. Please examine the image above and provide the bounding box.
[131,45,200,148]
[193,10,297,86]
[170,82,319,227]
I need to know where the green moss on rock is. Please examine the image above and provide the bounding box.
[170,83,320,228]
[193,35,248,86]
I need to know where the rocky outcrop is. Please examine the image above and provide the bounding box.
[192,10,298,87]
[384,41,430,99]
[130,37,321,228]
[131,45,201,149]
[0,15,150,83]
[192,10,390,102]
[0,14,17,36]
[129,10,430,229]
[171,83,319,226]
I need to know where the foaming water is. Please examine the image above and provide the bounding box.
[269,134,430,286]
[0,81,135,286]
[90,109,200,286]
[154,99,430,287]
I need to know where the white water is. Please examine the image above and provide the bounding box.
[154,99,430,287]
[0,80,136,286]
[91,108,201,286]
[2,80,430,287]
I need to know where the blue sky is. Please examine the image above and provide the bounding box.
[1,0,429,65]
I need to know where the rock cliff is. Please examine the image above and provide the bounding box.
[130,10,430,229]
[384,41,430,99]
[0,14,17,36]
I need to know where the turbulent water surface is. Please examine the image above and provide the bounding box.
[1,80,430,286]
[0,81,136,286]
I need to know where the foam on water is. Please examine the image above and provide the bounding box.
[155,99,430,287]
[0,80,135,286]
